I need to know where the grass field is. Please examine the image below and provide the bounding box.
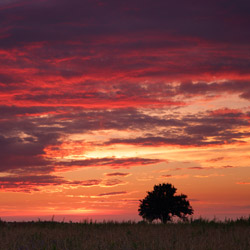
[0,217,249,250]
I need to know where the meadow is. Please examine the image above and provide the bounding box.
[0,217,249,250]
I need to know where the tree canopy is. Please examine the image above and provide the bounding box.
[138,183,193,223]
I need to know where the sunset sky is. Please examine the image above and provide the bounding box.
[0,0,250,222]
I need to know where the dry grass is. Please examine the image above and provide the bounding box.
[0,217,249,250]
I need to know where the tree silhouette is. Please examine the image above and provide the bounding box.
[138,183,193,223]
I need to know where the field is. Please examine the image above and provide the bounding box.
[0,218,249,250]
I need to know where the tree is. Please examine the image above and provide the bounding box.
[138,183,193,223]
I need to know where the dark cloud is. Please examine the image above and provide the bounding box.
[56,158,163,170]
[0,135,54,173]
[105,136,211,147]
[0,105,61,117]
[0,174,67,192]
[0,128,61,174]
[1,0,250,48]
[97,191,127,197]
[169,165,236,172]
[178,81,250,100]
[12,83,183,107]
[105,109,250,147]
[188,165,236,171]
[43,107,185,133]
[240,90,250,100]
[206,157,225,162]
[0,174,126,192]
[0,73,25,84]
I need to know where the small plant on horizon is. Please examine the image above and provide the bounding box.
[138,183,193,224]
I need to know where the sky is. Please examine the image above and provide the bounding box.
[0,0,250,222]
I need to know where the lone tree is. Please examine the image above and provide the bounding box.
[138,183,193,223]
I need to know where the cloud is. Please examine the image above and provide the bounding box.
[95,191,128,197]
[178,81,250,100]
[188,167,205,170]
[188,165,235,171]
[0,174,67,192]
[221,165,234,169]
[0,134,57,173]
[206,157,225,162]
[169,165,236,172]
[67,191,130,199]
[194,174,224,178]
[161,174,189,179]
[105,172,130,177]
[77,179,101,187]
[104,108,250,147]
[0,173,127,192]
[236,182,250,185]
[161,174,172,178]
[56,157,163,170]
[0,105,66,117]
[1,0,250,48]
[101,179,126,187]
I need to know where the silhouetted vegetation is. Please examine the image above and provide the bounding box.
[138,183,193,223]
[0,217,249,250]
